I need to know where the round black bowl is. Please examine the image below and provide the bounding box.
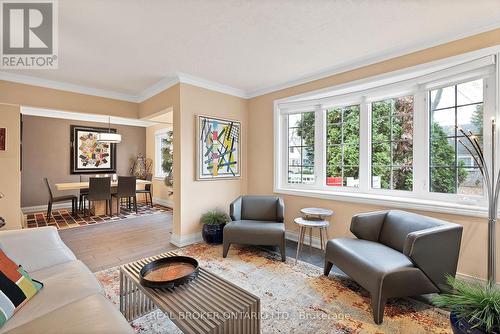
[139,256,199,289]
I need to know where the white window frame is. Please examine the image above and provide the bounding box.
[274,51,499,218]
[154,128,170,179]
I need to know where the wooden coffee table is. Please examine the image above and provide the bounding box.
[119,252,260,333]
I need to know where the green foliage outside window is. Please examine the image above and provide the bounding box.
[288,81,483,194]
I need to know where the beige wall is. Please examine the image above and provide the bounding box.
[138,84,182,235]
[178,83,247,236]
[0,104,21,229]
[146,123,173,204]
[0,81,138,118]
[247,28,500,282]
[21,115,146,207]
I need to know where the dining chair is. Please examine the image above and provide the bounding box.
[78,175,89,212]
[87,177,112,217]
[113,176,138,214]
[136,174,153,207]
[44,178,78,222]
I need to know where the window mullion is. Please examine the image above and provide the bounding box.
[359,98,370,192]
[314,105,325,188]
[413,88,427,195]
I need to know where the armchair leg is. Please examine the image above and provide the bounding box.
[371,290,386,324]
[46,202,52,222]
[324,261,333,276]
[223,242,231,258]
[280,239,286,262]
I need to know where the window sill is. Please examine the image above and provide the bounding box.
[153,176,165,181]
[274,187,489,218]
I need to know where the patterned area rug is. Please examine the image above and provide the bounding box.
[25,204,172,230]
[95,243,451,334]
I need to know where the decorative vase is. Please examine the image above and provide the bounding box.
[450,312,486,334]
[202,224,225,244]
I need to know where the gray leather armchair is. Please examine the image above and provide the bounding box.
[223,195,286,261]
[324,210,463,324]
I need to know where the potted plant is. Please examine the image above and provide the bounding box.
[433,276,500,334]
[200,211,229,244]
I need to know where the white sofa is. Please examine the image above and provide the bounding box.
[0,227,134,334]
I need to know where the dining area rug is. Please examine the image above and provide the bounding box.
[95,243,451,334]
[24,204,172,230]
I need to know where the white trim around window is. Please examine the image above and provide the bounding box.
[154,128,170,180]
[274,50,500,218]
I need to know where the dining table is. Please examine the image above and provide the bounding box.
[55,179,152,216]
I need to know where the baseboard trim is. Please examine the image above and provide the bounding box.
[456,272,500,287]
[170,232,202,247]
[22,201,73,214]
[285,229,324,250]
[152,197,173,208]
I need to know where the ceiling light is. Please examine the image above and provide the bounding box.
[97,116,122,143]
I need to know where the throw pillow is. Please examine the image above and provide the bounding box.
[0,250,43,327]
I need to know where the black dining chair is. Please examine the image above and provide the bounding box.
[78,175,89,212]
[113,176,138,214]
[44,178,78,221]
[136,174,153,207]
[87,177,112,217]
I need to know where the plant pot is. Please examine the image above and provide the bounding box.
[450,312,487,334]
[202,224,225,244]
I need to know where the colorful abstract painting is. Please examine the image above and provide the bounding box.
[0,128,5,151]
[197,115,240,180]
[70,125,116,174]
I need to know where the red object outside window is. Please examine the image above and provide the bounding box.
[326,177,343,187]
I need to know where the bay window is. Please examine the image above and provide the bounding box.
[275,54,497,213]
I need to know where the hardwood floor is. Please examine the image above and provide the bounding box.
[59,212,177,272]
[58,210,328,273]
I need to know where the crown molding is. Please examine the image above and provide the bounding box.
[0,71,140,102]
[177,72,249,99]
[137,76,179,101]
[2,23,500,103]
[21,106,162,127]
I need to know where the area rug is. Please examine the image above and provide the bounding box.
[95,243,451,334]
[25,204,172,230]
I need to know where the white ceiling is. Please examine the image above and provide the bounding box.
[2,0,500,100]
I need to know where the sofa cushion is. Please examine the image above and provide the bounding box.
[325,238,415,291]
[5,294,134,334]
[224,220,285,245]
[0,260,102,333]
[241,196,279,221]
[0,250,43,328]
[378,210,442,252]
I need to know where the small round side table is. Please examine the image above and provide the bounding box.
[294,217,330,264]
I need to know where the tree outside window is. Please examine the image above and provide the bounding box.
[288,112,315,184]
[326,105,360,187]
[371,96,414,191]
[429,79,484,195]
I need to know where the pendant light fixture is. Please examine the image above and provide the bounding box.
[97,116,122,143]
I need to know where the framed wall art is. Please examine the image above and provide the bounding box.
[196,115,241,180]
[70,125,117,174]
